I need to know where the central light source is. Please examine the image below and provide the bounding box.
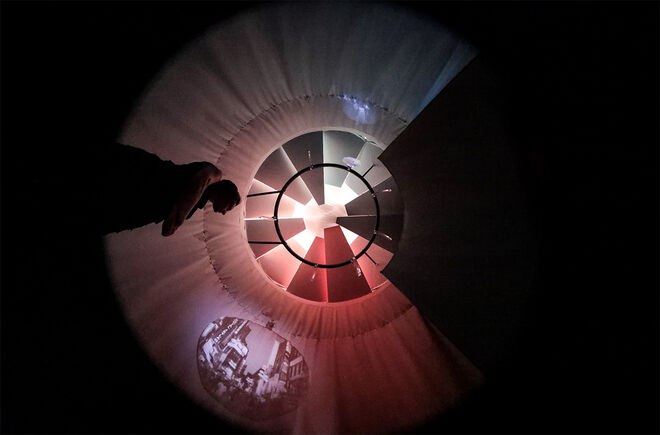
[273,163,380,269]
[246,131,402,299]
[301,201,348,238]
[324,183,359,206]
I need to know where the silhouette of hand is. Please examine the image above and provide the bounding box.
[162,164,222,236]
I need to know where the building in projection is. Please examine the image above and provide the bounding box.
[254,339,291,399]
[199,317,309,409]
[286,347,307,399]
[199,317,251,389]
[250,338,309,404]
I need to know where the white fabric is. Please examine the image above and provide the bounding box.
[110,3,480,433]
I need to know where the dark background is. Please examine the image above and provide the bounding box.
[2,1,657,433]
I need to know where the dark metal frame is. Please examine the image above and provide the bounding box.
[273,163,380,268]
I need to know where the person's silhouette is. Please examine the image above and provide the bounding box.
[88,143,240,236]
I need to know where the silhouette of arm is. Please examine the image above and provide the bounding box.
[162,163,222,236]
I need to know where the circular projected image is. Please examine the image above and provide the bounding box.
[197,317,309,420]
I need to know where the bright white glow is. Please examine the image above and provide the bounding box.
[290,197,314,218]
[340,226,359,245]
[301,201,347,238]
[290,229,316,253]
[324,183,359,206]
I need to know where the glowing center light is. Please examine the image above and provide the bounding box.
[300,201,348,238]
[290,197,314,218]
[324,183,359,206]
[290,229,316,253]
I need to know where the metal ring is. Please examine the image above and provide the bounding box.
[273,163,380,268]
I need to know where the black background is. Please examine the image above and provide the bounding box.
[2,1,657,433]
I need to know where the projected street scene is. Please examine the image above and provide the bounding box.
[197,317,309,420]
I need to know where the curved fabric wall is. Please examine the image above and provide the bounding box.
[108,3,480,433]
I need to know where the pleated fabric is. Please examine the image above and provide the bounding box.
[109,3,481,432]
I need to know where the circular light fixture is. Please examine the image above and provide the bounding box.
[273,163,380,268]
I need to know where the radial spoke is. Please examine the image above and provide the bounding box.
[254,147,313,205]
[347,232,394,290]
[345,177,402,217]
[246,190,280,198]
[246,180,306,219]
[348,232,394,269]
[247,218,305,258]
[337,215,402,253]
